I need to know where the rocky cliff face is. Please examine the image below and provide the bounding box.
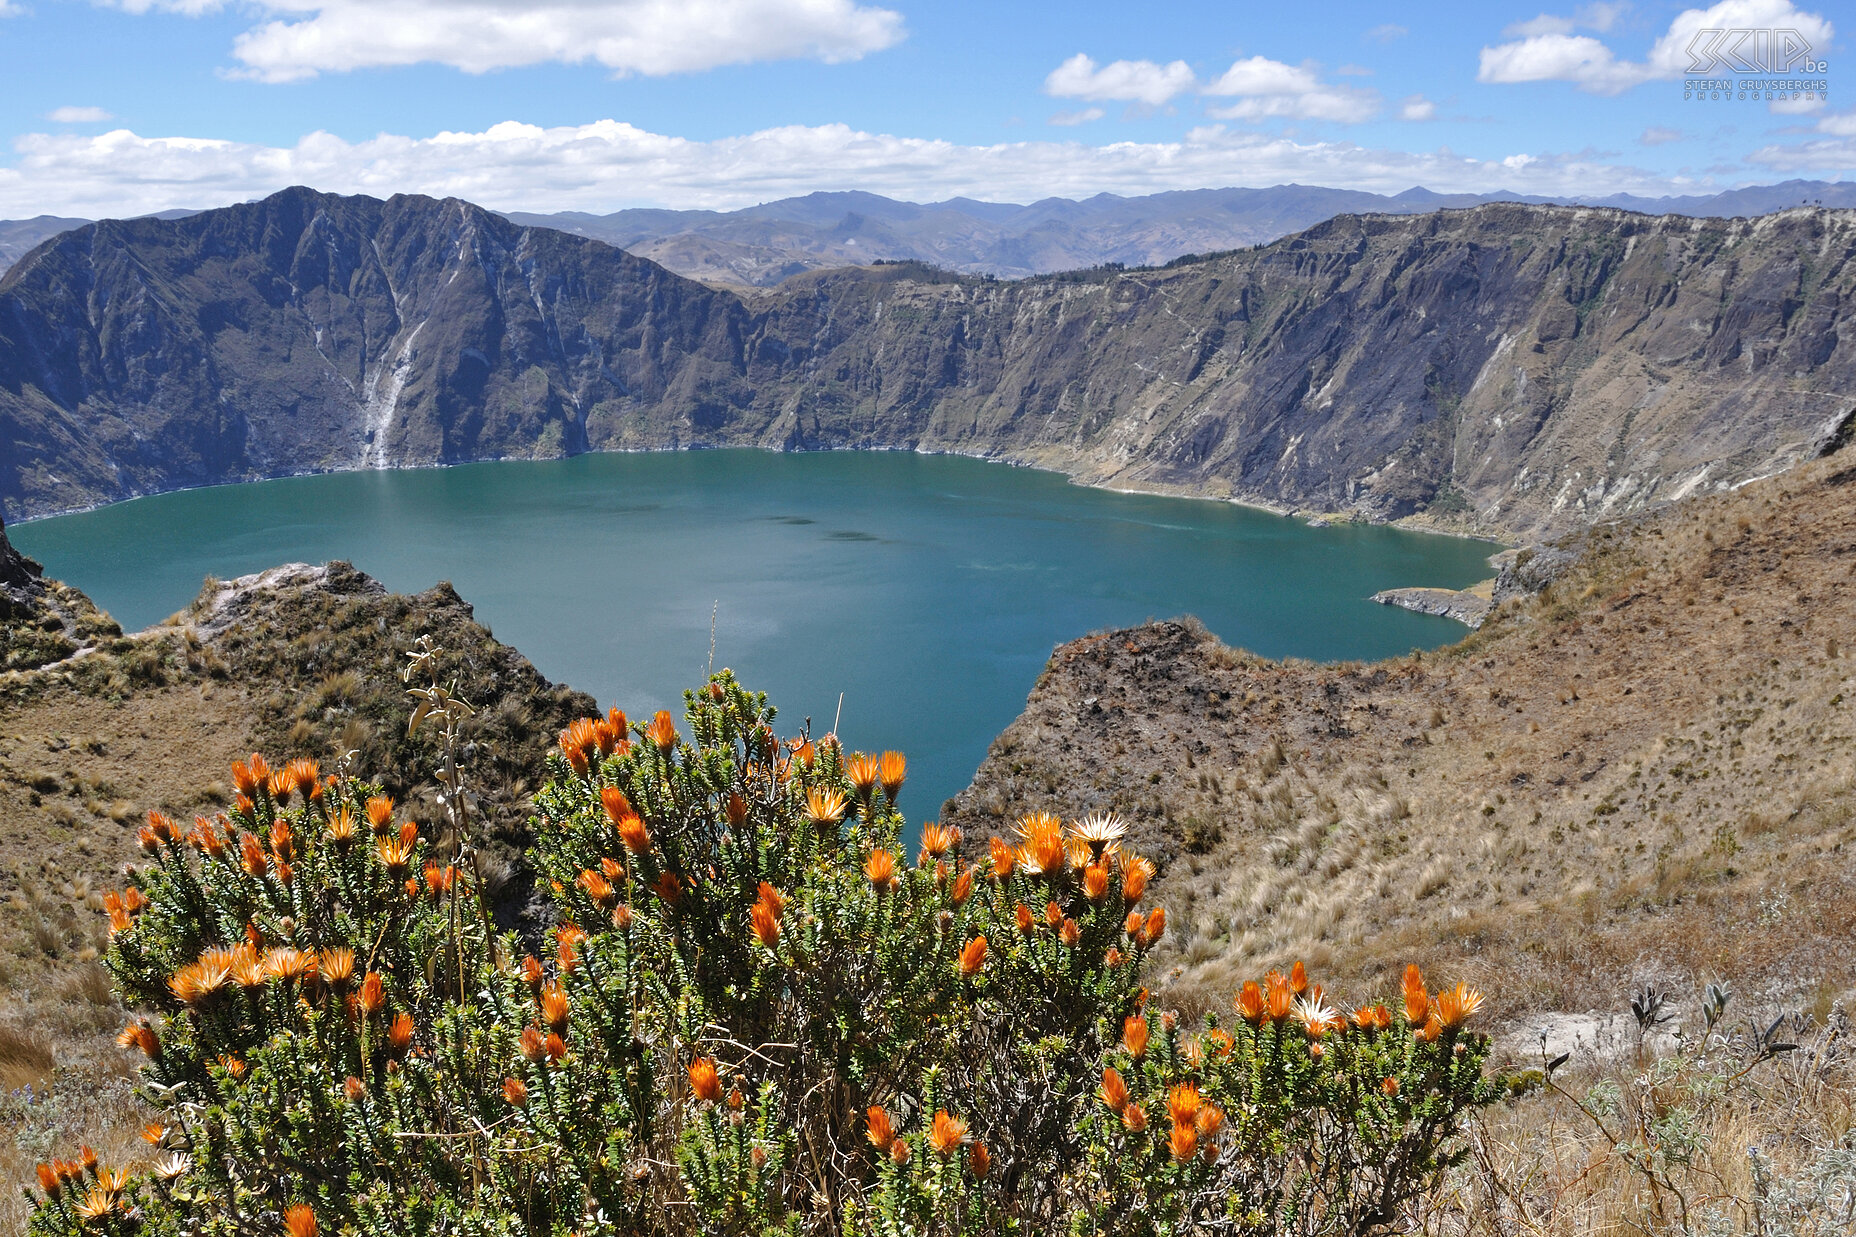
[2,188,1853,538]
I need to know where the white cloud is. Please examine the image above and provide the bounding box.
[1043,54,1196,107]
[1364,24,1406,43]
[1639,125,1685,144]
[0,119,1737,221]
[1481,0,1833,95]
[1817,111,1856,137]
[98,0,904,81]
[1047,107,1105,127]
[1400,95,1437,121]
[47,106,116,124]
[1203,56,1380,124]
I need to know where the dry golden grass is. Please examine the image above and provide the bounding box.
[950,444,1856,1029]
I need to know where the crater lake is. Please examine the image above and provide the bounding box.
[11,451,1499,817]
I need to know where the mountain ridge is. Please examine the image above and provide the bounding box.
[2,187,1855,542]
[5,179,1853,287]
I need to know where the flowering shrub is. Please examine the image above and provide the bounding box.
[28,668,1500,1236]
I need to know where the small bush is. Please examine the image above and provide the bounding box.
[26,670,1499,1236]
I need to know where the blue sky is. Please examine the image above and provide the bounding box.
[0,0,1847,218]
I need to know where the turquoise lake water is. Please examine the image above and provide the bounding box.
[11,451,1499,818]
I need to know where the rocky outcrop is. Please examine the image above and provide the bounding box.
[1368,583,1494,627]
[4,188,1856,540]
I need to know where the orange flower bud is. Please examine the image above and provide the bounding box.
[503,1077,528,1106]
[285,1204,318,1237]
[358,972,385,1016]
[1015,903,1035,934]
[544,1032,567,1063]
[387,1013,414,1055]
[866,1105,895,1153]
[540,983,569,1034]
[1083,864,1110,901]
[1403,963,1429,1026]
[865,848,896,889]
[1123,1014,1149,1058]
[989,836,1015,879]
[1143,907,1166,944]
[1169,1123,1198,1162]
[688,1057,722,1104]
[1045,900,1063,929]
[968,1141,990,1179]
[344,1076,365,1103]
[600,786,633,826]
[950,868,973,906]
[1289,960,1308,996]
[1059,918,1081,946]
[1237,981,1265,1024]
[647,710,678,750]
[750,900,781,948]
[958,935,988,976]
[1381,1076,1399,1097]
[1100,1066,1129,1114]
[1123,1103,1148,1132]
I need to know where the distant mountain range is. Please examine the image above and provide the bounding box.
[3,180,1853,286]
[2,186,1852,539]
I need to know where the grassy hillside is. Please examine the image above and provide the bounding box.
[947,443,1856,1028]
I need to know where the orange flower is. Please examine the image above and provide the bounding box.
[929,1110,968,1155]
[284,1205,317,1237]
[326,807,357,848]
[365,795,394,832]
[1045,900,1064,929]
[1122,856,1153,904]
[846,752,881,802]
[865,848,896,889]
[866,1105,896,1153]
[519,1027,546,1063]
[958,935,988,976]
[544,1032,567,1063]
[540,983,569,1034]
[1123,1014,1149,1058]
[1013,812,1065,876]
[1434,981,1485,1029]
[920,823,956,861]
[343,1076,365,1103]
[750,900,781,948]
[1100,1066,1129,1114]
[1381,1076,1399,1097]
[1083,864,1110,901]
[1169,1123,1199,1162]
[1059,918,1081,947]
[688,1057,722,1104]
[756,882,786,915]
[1015,903,1035,933]
[988,836,1016,879]
[878,750,906,800]
[387,1012,414,1055]
[890,1139,911,1166]
[1195,1103,1226,1138]
[230,759,258,797]
[560,719,600,774]
[726,793,748,825]
[1289,960,1309,996]
[1237,981,1265,1024]
[1168,1082,1201,1127]
[804,787,848,827]
[239,834,267,878]
[359,972,385,1016]
[600,785,634,826]
[503,1077,528,1106]
[950,868,973,905]
[265,948,313,983]
[141,1122,166,1147]
[34,1163,60,1199]
[616,812,651,855]
[377,836,415,880]
[1415,1015,1443,1045]
[1123,1103,1148,1132]
[1403,963,1429,1027]
[319,947,355,988]
[578,869,617,908]
[117,1021,159,1056]
[1124,910,1145,937]
[647,710,678,750]
[651,872,681,906]
[1262,965,1291,1017]
[1142,907,1167,944]
[285,759,319,801]
[968,1141,990,1179]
